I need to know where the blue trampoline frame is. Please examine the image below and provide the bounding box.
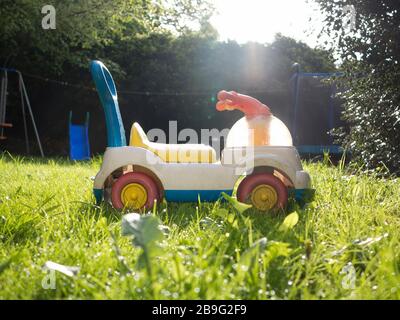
[290,64,344,155]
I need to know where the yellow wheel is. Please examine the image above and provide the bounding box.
[251,184,278,211]
[237,173,288,211]
[111,172,160,211]
[120,183,147,209]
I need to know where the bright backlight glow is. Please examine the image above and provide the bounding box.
[210,0,324,47]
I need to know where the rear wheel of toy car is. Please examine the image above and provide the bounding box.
[237,173,288,211]
[111,172,159,211]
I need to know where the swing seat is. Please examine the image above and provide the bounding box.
[0,123,13,140]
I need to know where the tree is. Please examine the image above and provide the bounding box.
[0,0,337,155]
[0,0,214,75]
[315,0,400,174]
[0,0,213,155]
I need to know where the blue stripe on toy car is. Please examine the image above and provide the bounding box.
[288,188,315,203]
[165,190,233,202]
[93,188,103,204]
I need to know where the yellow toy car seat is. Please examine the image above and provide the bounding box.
[129,122,217,163]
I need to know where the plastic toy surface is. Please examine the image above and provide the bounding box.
[69,111,90,161]
[91,60,314,212]
[217,90,293,148]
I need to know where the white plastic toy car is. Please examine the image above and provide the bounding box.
[90,60,313,212]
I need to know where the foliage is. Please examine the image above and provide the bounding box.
[0,0,213,75]
[122,213,166,271]
[278,211,299,232]
[0,1,337,156]
[271,34,336,73]
[1,154,400,299]
[316,0,400,175]
[0,32,338,156]
[221,192,252,214]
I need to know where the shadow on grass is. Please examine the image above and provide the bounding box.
[77,194,307,248]
[157,197,305,245]
[75,201,122,225]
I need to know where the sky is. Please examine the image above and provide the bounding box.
[210,0,325,48]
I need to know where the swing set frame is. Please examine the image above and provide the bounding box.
[0,67,44,157]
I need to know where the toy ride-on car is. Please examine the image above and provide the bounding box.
[90,60,314,212]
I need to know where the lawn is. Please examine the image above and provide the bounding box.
[0,152,399,300]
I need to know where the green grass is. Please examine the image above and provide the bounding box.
[0,152,400,300]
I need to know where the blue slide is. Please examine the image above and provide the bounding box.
[69,111,90,160]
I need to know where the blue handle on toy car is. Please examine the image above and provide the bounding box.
[90,60,126,147]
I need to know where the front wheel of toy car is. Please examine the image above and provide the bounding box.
[237,173,288,211]
[111,172,160,211]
